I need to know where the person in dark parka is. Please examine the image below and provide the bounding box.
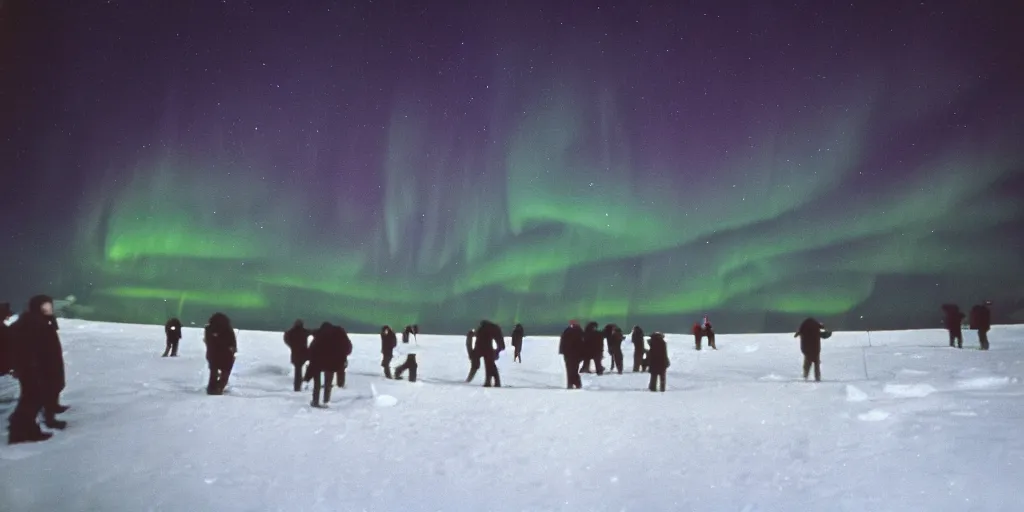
[283,319,310,392]
[795,317,826,381]
[474,320,505,387]
[941,304,965,349]
[0,302,12,375]
[969,302,992,350]
[402,325,414,344]
[604,324,625,374]
[646,332,670,392]
[380,325,397,379]
[692,322,704,351]
[465,329,482,382]
[703,316,717,350]
[162,317,183,357]
[580,322,605,375]
[630,325,646,372]
[511,323,525,363]
[334,325,353,388]
[559,320,584,389]
[304,322,343,407]
[204,312,237,395]
[7,295,66,443]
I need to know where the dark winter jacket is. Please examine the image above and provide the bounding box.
[559,324,585,359]
[604,324,624,355]
[646,333,670,372]
[402,325,414,344]
[380,327,398,354]
[204,312,237,368]
[284,321,310,365]
[308,323,351,374]
[941,304,965,331]
[165,318,182,341]
[465,330,476,359]
[584,322,603,358]
[795,318,824,356]
[970,305,991,331]
[511,324,524,347]
[474,320,505,360]
[10,295,65,393]
[630,326,645,351]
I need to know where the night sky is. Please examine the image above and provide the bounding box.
[2,0,1022,334]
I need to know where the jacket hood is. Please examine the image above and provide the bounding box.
[27,294,54,314]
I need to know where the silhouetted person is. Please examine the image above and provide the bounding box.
[646,332,670,392]
[380,325,397,379]
[284,319,310,391]
[941,304,965,349]
[970,302,992,350]
[511,323,525,363]
[631,325,646,372]
[402,325,415,344]
[474,320,505,387]
[162,318,182,357]
[604,324,625,374]
[795,318,826,381]
[692,322,704,350]
[394,328,420,382]
[305,322,343,407]
[204,312,237,395]
[7,295,65,443]
[559,320,584,389]
[580,322,605,375]
[465,329,482,382]
[334,325,353,388]
[0,302,12,376]
[703,316,716,350]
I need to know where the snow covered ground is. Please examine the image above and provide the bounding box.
[1,321,1023,512]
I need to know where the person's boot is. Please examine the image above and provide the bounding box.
[323,385,332,405]
[9,427,52,445]
[44,416,67,430]
[53,405,70,414]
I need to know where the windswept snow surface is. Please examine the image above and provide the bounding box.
[2,322,1023,511]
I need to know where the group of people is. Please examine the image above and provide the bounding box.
[941,302,993,350]
[1,297,72,445]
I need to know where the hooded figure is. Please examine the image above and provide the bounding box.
[394,326,421,382]
[559,320,584,389]
[465,329,482,382]
[474,320,505,387]
[380,326,398,379]
[795,318,826,381]
[284,319,310,391]
[941,304,965,349]
[203,312,237,395]
[969,302,992,350]
[162,318,183,357]
[604,324,625,374]
[7,295,67,443]
[402,325,416,344]
[630,325,647,372]
[646,332,670,392]
[703,316,716,350]
[580,322,605,375]
[511,323,525,363]
[334,325,353,388]
[305,322,344,407]
[0,302,13,375]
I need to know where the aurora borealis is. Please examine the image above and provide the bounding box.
[2,1,1023,333]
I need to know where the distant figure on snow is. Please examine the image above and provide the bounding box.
[630,325,646,372]
[795,317,827,382]
[402,324,418,344]
[334,325,353,388]
[604,324,625,374]
[559,320,584,389]
[7,295,69,444]
[380,325,398,379]
[204,312,237,395]
[474,320,505,387]
[580,321,605,375]
[394,327,420,382]
[941,304,965,349]
[284,320,310,391]
[511,323,525,363]
[969,301,992,350]
[305,322,346,407]
[163,317,182,357]
[646,332,670,392]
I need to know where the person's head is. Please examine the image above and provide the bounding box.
[293,319,304,328]
[382,325,391,334]
[28,295,54,316]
